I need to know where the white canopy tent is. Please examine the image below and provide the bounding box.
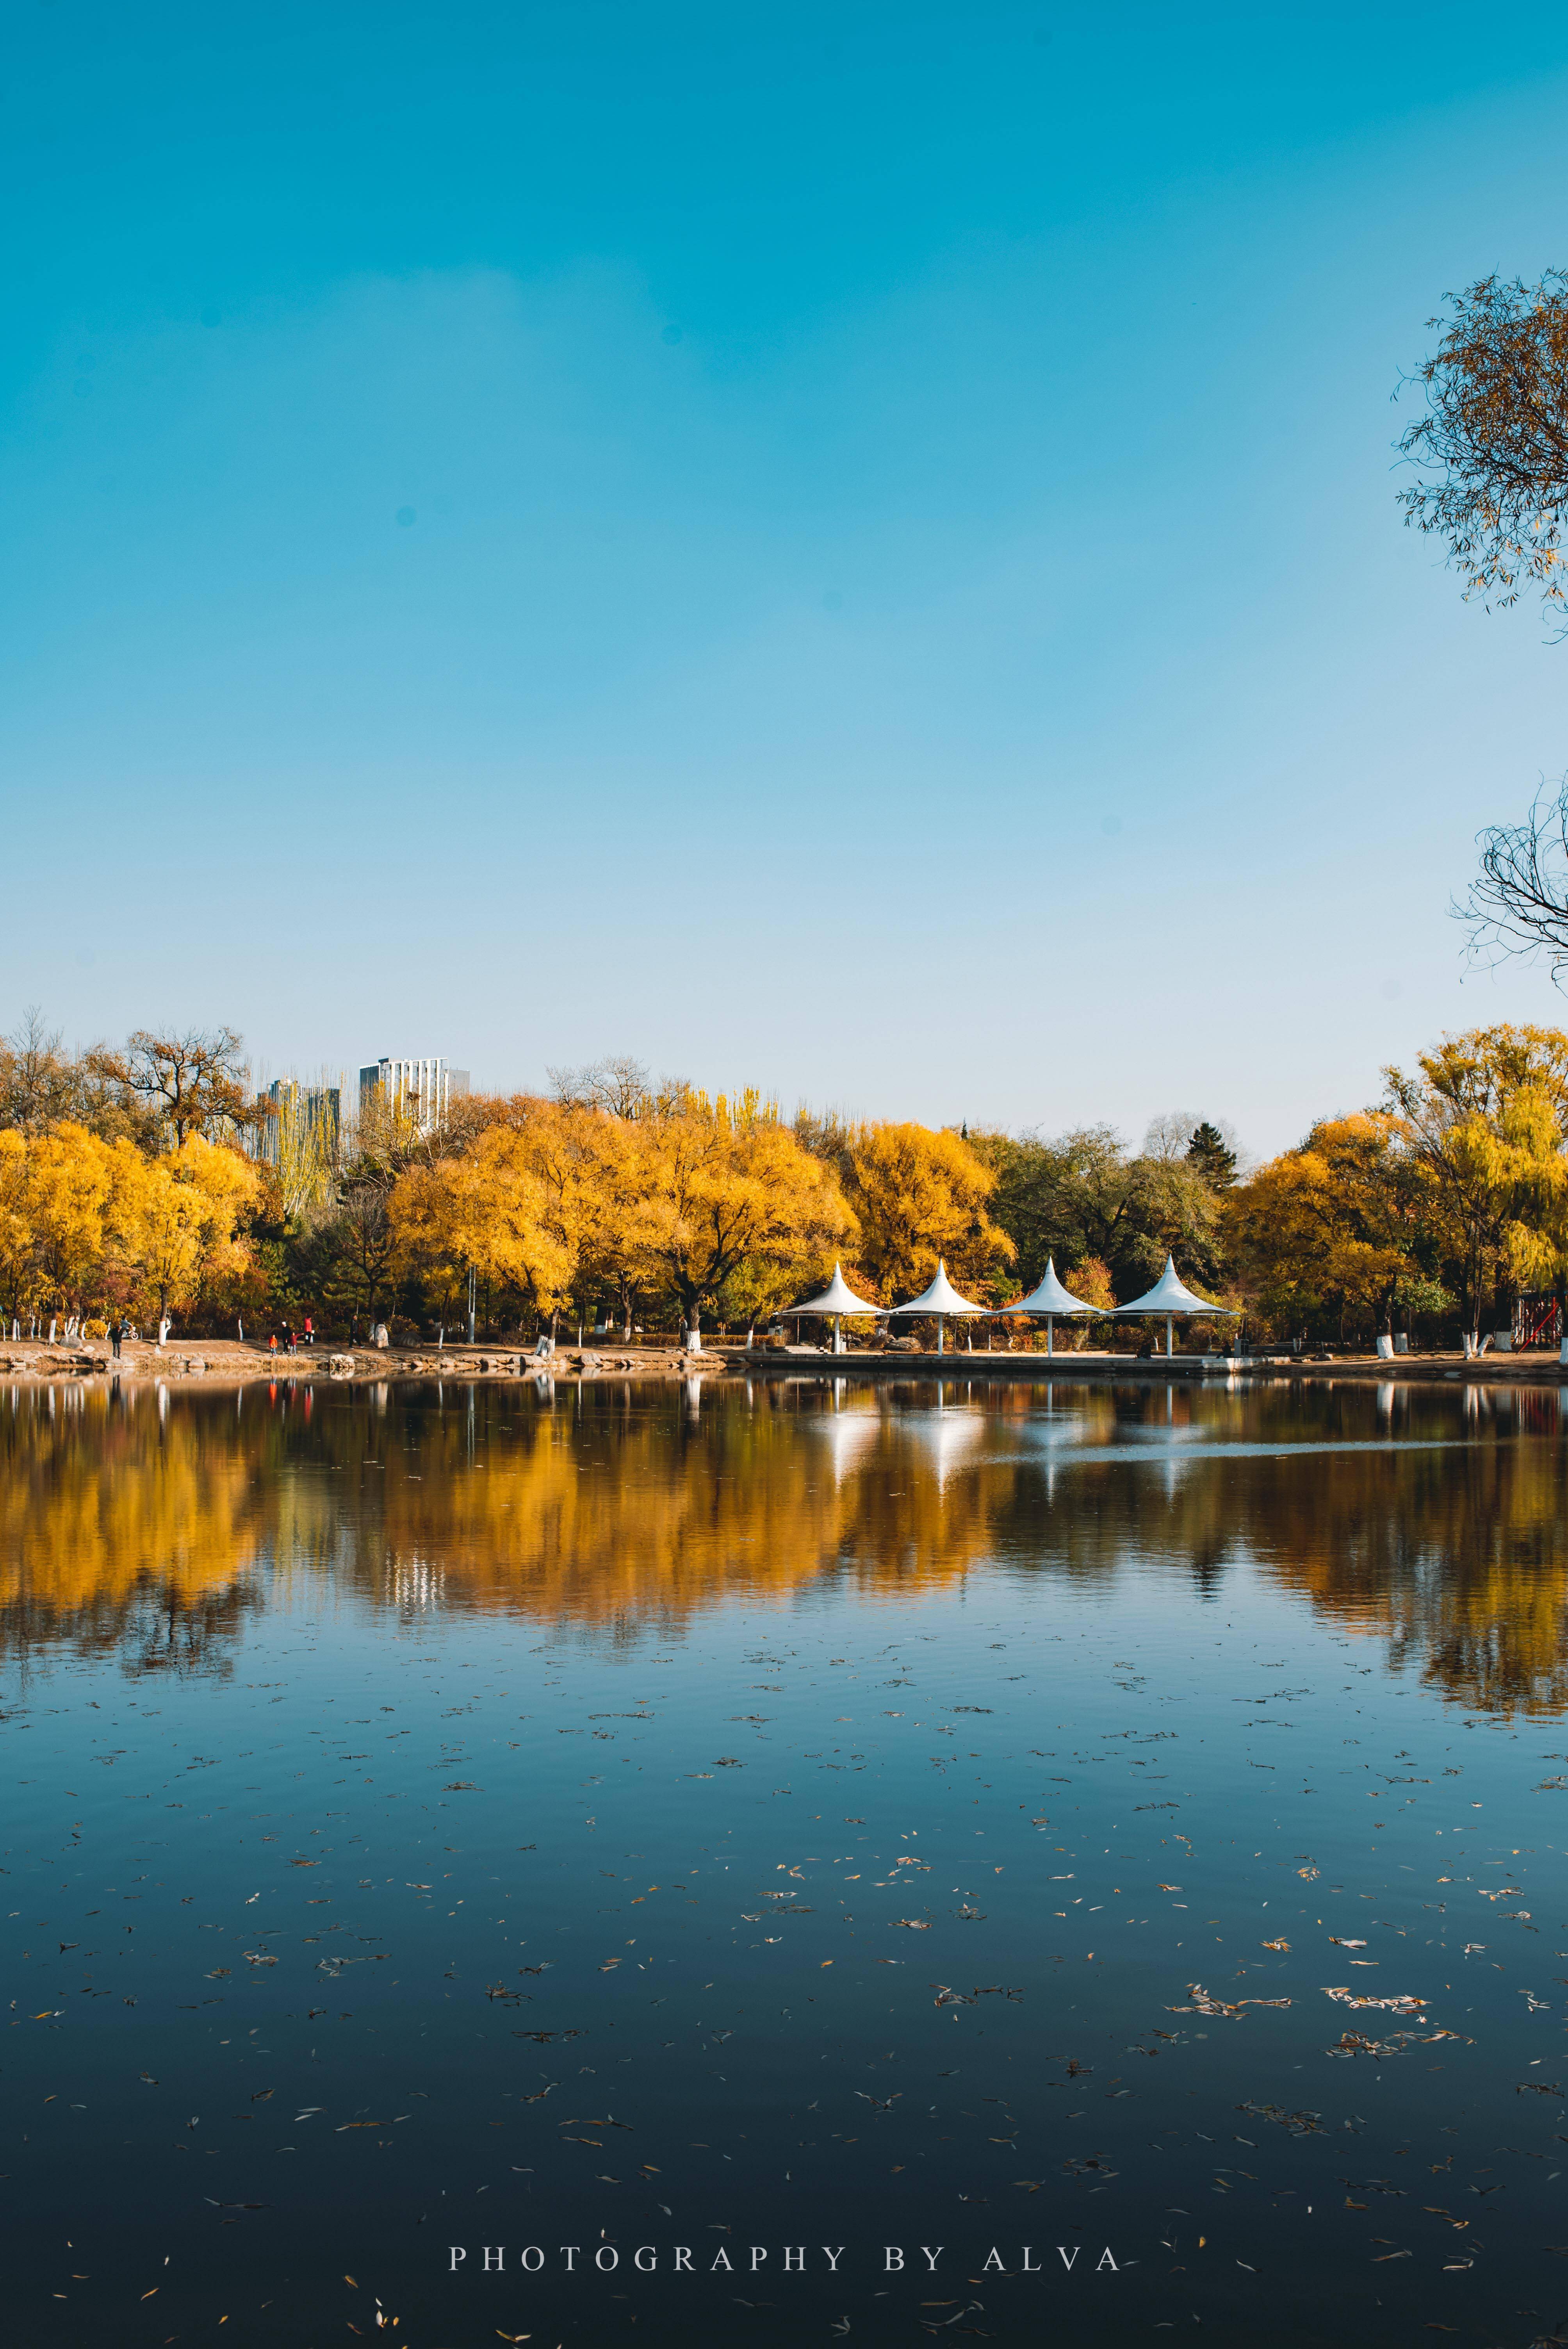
[992,1256,1098,1358]
[889,1260,985,1356]
[1115,1256,1238,1358]
[784,1262,883,1355]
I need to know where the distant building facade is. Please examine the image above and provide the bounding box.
[256,1078,341,1165]
[358,1057,470,1134]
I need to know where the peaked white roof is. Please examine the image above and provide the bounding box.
[994,1256,1097,1316]
[787,1262,883,1316]
[1115,1255,1238,1316]
[889,1259,985,1317]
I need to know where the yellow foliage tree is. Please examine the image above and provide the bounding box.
[0,1123,139,1324]
[1489,1082,1568,1303]
[0,1131,30,1316]
[845,1121,1014,1302]
[636,1093,854,1338]
[1228,1114,1420,1339]
[1385,1024,1568,1333]
[574,1109,666,1338]
[389,1125,575,1324]
[126,1136,260,1325]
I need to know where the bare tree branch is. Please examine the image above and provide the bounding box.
[1455,775,1568,984]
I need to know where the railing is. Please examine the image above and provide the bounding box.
[1513,1294,1561,1350]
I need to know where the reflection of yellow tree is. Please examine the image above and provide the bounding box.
[351,1393,1005,1624]
[12,1377,1568,1719]
[0,1392,267,1665]
[1249,1416,1568,1714]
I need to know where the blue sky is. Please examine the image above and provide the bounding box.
[5,0,1568,1154]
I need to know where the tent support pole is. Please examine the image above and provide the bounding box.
[936,1318,944,1356]
[1167,1313,1173,1357]
[1046,1314,1053,1358]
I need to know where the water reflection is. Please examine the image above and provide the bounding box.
[0,1384,267,1672]
[4,1376,1568,1711]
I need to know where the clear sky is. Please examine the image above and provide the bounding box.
[6,0,1568,1155]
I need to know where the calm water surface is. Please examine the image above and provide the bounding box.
[6,1373,1568,2349]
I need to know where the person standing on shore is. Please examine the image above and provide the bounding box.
[108,1320,122,1360]
[268,1331,278,1358]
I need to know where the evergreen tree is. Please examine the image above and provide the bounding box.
[1186,1121,1237,1188]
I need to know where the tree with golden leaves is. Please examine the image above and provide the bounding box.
[389,1124,575,1328]
[125,1135,260,1326]
[845,1121,1014,1303]
[1384,1023,1568,1337]
[0,1123,136,1326]
[569,1107,666,1338]
[1228,1114,1423,1343]
[636,1091,854,1341]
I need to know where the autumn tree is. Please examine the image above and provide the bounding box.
[91,1027,258,1147]
[1228,1115,1425,1343]
[0,1128,99,1321]
[1384,1023,1568,1337]
[1491,1080,1568,1318]
[638,1092,854,1338]
[570,1109,665,1338]
[126,1136,260,1325]
[389,1124,575,1330]
[0,1010,160,1149]
[845,1122,1012,1302]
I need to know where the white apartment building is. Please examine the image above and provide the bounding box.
[358,1057,470,1133]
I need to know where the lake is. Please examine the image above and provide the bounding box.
[5,1370,1568,2347]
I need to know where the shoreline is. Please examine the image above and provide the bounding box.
[3,1336,1565,1390]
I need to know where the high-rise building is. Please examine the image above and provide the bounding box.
[358,1057,469,1133]
[256,1077,340,1165]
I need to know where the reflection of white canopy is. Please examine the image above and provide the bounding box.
[890,1261,985,1317]
[900,1403,983,1490]
[786,1262,883,1317]
[994,1258,1097,1316]
[808,1406,884,1484]
[1115,1257,1237,1317]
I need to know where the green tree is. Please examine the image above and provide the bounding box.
[1186,1121,1238,1187]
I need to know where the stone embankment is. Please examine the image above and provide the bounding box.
[1,1337,1564,1390]
[0,1338,732,1387]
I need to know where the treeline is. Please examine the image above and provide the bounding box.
[2,1013,1565,1347]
